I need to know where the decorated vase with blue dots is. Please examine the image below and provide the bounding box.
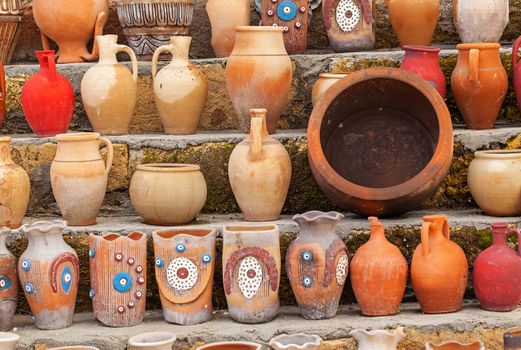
[17,220,79,330]
[89,231,147,327]
[286,211,348,319]
[0,228,17,331]
[153,228,217,325]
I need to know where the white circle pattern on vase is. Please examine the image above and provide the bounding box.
[237,256,263,299]
[336,254,349,285]
[336,0,360,32]
[167,257,198,291]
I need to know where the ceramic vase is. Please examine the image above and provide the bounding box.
[505,328,521,350]
[223,224,280,324]
[426,341,485,350]
[128,332,177,350]
[286,211,348,319]
[350,328,405,350]
[129,164,207,225]
[453,0,508,43]
[411,215,468,313]
[18,220,79,330]
[312,73,348,106]
[261,0,308,53]
[512,36,521,115]
[152,36,208,135]
[81,35,138,135]
[269,334,322,350]
[228,109,291,221]
[21,51,74,137]
[0,332,20,350]
[451,43,507,130]
[400,45,446,98]
[153,228,216,325]
[32,0,108,63]
[0,228,16,331]
[225,26,292,133]
[386,0,438,47]
[0,0,22,64]
[350,217,407,316]
[197,342,262,350]
[50,132,113,226]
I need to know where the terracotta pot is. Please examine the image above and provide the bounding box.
[308,68,453,216]
[223,224,280,324]
[311,73,348,106]
[153,228,216,325]
[152,36,208,135]
[225,26,292,133]
[411,215,468,314]
[50,133,113,226]
[453,0,508,43]
[426,341,484,350]
[0,0,22,64]
[129,164,207,225]
[451,43,507,130]
[350,328,405,350]
[0,229,17,331]
[18,220,79,330]
[505,328,521,350]
[128,332,176,350]
[512,36,521,114]
[286,211,348,319]
[32,0,108,63]
[400,45,446,98]
[196,342,262,350]
[228,109,291,221]
[269,334,322,350]
[81,35,138,135]
[350,217,407,316]
[21,51,74,137]
[206,0,250,58]
[0,332,20,350]
[386,0,438,47]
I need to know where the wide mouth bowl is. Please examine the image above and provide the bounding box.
[128,332,176,348]
[154,228,216,239]
[456,43,500,50]
[55,132,101,142]
[196,341,262,350]
[136,163,201,172]
[473,149,521,159]
[319,73,349,79]
[223,224,278,233]
[426,341,484,350]
[403,45,441,53]
[269,334,322,349]
[0,332,20,343]
[236,26,284,33]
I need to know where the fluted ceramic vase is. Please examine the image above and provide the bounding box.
[350,329,405,350]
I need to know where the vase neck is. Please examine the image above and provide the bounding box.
[0,137,13,164]
[169,36,191,65]
[97,35,119,64]
[36,50,57,81]
[293,211,343,239]
[491,222,514,248]
[423,215,448,239]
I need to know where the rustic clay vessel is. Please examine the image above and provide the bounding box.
[425,341,484,350]
[0,332,20,350]
[153,228,216,325]
[505,328,521,350]
[386,0,438,47]
[453,0,508,43]
[129,164,207,225]
[0,0,22,64]
[512,36,521,114]
[411,215,468,314]
[223,224,280,324]
[261,0,308,53]
[0,228,17,331]
[350,217,407,316]
[226,26,292,133]
[196,342,262,350]
[81,35,138,135]
[311,73,348,107]
[152,36,208,135]
[308,68,453,216]
[451,43,507,130]
[400,45,446,98]
[89,232,147,327]
[350,328,405,350]
[269,334,322,350]
[286,211,348,319]
[18,220,79,330]
[128,332,177,350]
[32,0,108,63]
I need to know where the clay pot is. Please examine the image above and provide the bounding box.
[81,35,138,135]
[0,332,20,350]
[350,328,405,350]
[196,342,262,350]
[153,228,216,325]
[0,0,22,64]
[453,0,508,43]
[286,211,348,319]
[21,51,74,137]
[505,328,521,350]
[228,109,291,221]
[18,220,79,330]
[129,164,207,225]
[0,229,17,331]
[386,0,438,47]
[223,224,280,324]
[269,334,322,350]
[411,215,468,314]
[350,217,407,316]
[400,45,446,98]
[512,36,521,114]
[206,0,250,58]
[32,0,108,63]
[308,68,453,216]
[50,133,113,226]
[225,26,292,133]
[152,36,208,135]
[128,332,177,350]
[312,73,348,107]
[426,341,484,350]
[451,43,507,130]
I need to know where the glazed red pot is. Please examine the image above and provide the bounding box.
[513,36,521,113]
[21,50,74,137]
[400,45,446,98]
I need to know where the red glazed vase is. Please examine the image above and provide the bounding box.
[21,50,74,137]
[400,45,446,98]
[513,36,521,113]
[473,222,521,312]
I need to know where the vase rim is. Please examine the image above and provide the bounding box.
[49,347,100,350]
[153,228,217,240]
[491,222,508,228]
[136,163,201,172]
[94,231,146,242]
[0,332,20,343]
[269,334,322,349]
[236,25,284,33]
[55,132,101,142]
[128,332,177,348]
[19,220,67,234]
[319,73,349,79]
[474,149,521,159]
[403,45,440,53]
[293,211,344,222]
[196,341,262,350]
[0,136,11,143]
[506,327,521,337]
[456,43,500,50]
[35,50,55,57]
[223,224,278,233]
[349,327,405,338]
[426,340,484,349]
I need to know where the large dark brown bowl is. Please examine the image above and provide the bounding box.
[308,68,453,216]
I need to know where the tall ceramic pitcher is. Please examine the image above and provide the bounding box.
[0,228,17,331]
[350,328,405,350]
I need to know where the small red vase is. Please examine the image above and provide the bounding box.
[400,45,446,98]
[473,222,521,312]
[513,36,521,113]
[21,50,74,137]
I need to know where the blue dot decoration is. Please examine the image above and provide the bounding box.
[89,248,95,258]
[301,251,313,262]
[201,254,212,264]
[61,266,73,294]
[155,258,164,267]
[25,282,34,294]
[21,259,31,271]
[0,276,12,291]
[176,243,186,253]
[303,276,313,288]
[277,0,297,21]
[113,272,132,293]
[89,288,95,299]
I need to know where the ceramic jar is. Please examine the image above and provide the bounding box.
[453,0,508,43]
[89,232,147,327]
[50,133,113,226]
[21,51,74,137]
[451,43,507,130]
[350,217,407,316]
[81,35,138,135]
[0,228,17,331]
[411,215,468,313]
[197,342,262,350]
[261,0,308,53]
[226,26,292,133]
[269,334,322,350]
[152,36,208,135]
[312,73,348,107]
[386,0,438,47]
[400,45,446,98]
[153,228,216,325]
[505,328,521,350]
[350,329,405,350]
[228,109,291,221]
[18,220,79,330]
[286,211,348,319]
[426,341,485,350]
[0,332,20,350]
[128,332,177,350]
[223,224,280,324]
[512,36,521,114]
[129,164,207,225]
[0,0,22,64]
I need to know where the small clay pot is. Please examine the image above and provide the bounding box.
[0,332,20,350]
[425,341,484,350]
[312,73,348,106]
[128,332,176,350]
[269,334,322,350]
[196,342,262,350]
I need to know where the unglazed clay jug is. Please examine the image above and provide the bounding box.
[400,45,446,98]
[426,341,485,350]
[504,328,521,350]
[51,133,113,226]
[512,36,521,114]
[32,0,108,63]
[228,109,291,221]
[350,328,405,350]
[226,27,292,133]
[152,36,208,135]
[18,220,79,330]
[286,211,348,319]
[128,332,177,350]
[269,334,322,350]
[81,35,138,135]
[0,228,17,331]
[453,0,508,43]
[411,215,468,313]
[312,73,348,106]
[197,342,262,350]
[386,0,438,46]
[451,43,507,130]
[0,332,20,350]
[350,217,407,316]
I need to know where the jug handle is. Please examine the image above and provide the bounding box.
[513,36,521,70]
[507,227,521,255]
[421,221,431,257]
[469,48,480,84]
[151,44,173,79]
[41,52,57,81]
[82,11,108,61]
[41,32,52,51]
[99,137,114,177]
[116,44,138,82]
[442,217,450,240]
[250,115,263,159]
